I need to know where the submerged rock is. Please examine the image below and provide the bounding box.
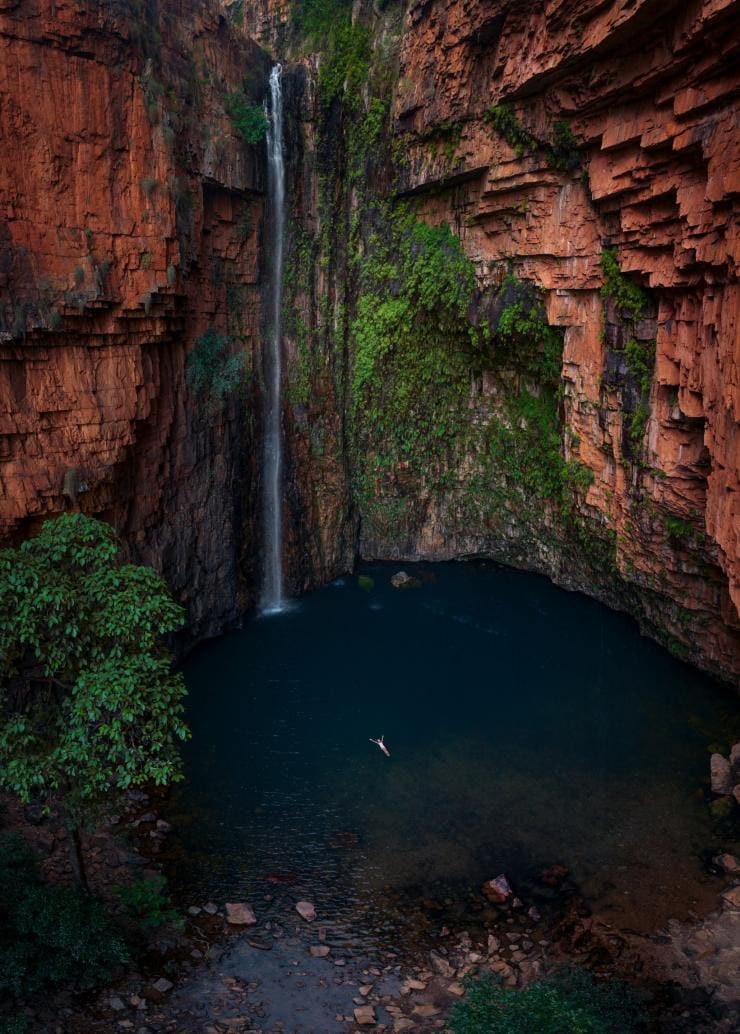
[390,570,419,589]
[482,874,513,903]
[295,900,316,922]
[225,902,256,925]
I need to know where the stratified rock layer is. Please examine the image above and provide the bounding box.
[0,0,270,636]
[383,0,739,677]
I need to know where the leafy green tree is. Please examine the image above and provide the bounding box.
[0,514,189,889]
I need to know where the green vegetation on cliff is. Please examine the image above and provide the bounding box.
[187,327,247,407]
[226,91,269,144]
[0,514,189,889]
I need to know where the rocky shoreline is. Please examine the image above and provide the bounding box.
[5,742,740,1033]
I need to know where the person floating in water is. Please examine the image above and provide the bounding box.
[369,735,390,757]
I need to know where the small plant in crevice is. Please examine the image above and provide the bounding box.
[484,103,582,171]
[663,515,692,543]
[599,249,655,451]
[600,247,649,321]
[225,91,269,145]
[186,327,246,406]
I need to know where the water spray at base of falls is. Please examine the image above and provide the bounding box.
[261,64,286,615]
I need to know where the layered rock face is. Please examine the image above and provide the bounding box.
[384,0,740,677]
[0,0,270,636]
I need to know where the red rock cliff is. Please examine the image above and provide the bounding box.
[383,0,739,677]
[0,0,270,636]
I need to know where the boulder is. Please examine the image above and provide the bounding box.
[482,874,513,903]
[225,902,256,926]
[390,570,419,589]
[295,900,316,922]
[710,753,733,795]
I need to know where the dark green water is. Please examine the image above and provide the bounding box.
[165,562,738,950]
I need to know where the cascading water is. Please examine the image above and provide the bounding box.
[261,64,286,614]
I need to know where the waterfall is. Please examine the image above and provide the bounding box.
[261,64,286,614]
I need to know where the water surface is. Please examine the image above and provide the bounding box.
[165,562,738,949]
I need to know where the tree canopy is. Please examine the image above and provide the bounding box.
[0,514,189,842]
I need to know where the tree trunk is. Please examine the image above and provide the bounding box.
[66,824,89,892]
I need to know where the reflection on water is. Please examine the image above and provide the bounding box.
[164,562,738,948]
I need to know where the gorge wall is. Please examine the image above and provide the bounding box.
[0,0,738,680]
[0,0,271,637]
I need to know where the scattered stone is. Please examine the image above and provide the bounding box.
[246,936,273,950]
[187,906,202,916]
[390,570,419,589]
[715,853,740,874]
[295,900,316,922]
[359,984,373,995]
[721,886,740,909]
[447,982,465,996]
[412,1003,440,1017]
[310,945,330,957]
[487,933,500,954]
[109,997,126,1011]
[711,753,733,795]
[730,742,740,767]
[225,902,257,926]
[527,905,542,922]
[354,1004,376,1025]
[151,979,173,994]
[482,874,513,904]
[394,1021,416,1032]
[403,979,426,991]
[203,902,219,915]
[429,951,454,978]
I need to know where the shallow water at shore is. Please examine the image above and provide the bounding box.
[164,561,739,949]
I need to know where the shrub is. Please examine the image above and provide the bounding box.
[226,92,269,145]
[548,120,581,170]
[484,103,537,156]
[449,968,644,1034]
[600,249,649,320]
[116,876,182,930]
[187,327,246,403]
[0,835,128,998]
[664,515,692,542]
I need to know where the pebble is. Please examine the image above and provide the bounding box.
[295,900,316,922]
[152,979,173,994]
[309,945,330,957]
[110,997,126,1011]
[203,902,219,915]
